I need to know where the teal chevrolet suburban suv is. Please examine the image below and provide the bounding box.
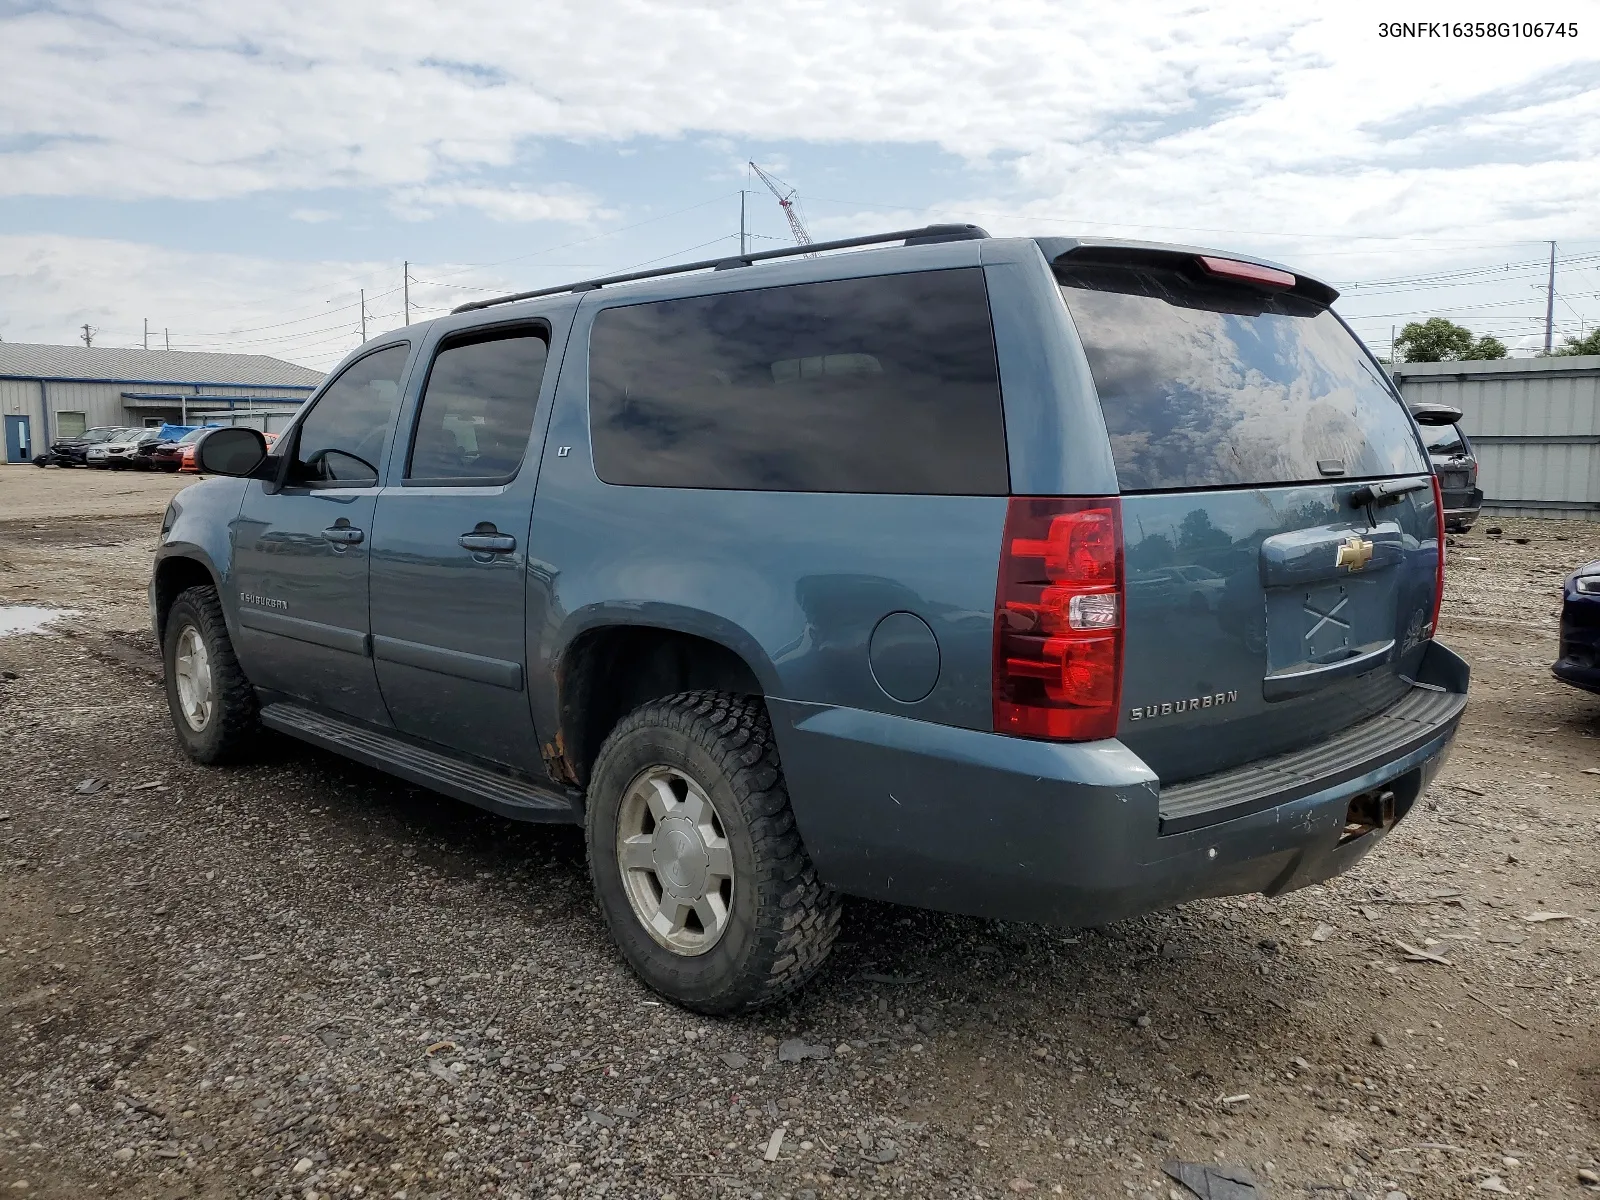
[151,225,1469,1012]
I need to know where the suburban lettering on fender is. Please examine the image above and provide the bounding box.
[1128,690,1239,721]
[240,592,289,611]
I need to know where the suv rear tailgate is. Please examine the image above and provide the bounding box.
[1054,249,1439,786]
[1118,480,1439,785]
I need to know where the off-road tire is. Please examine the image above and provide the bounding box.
[163,584,260,764]
[585,691,842,1014]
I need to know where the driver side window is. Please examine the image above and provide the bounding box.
[289,343,410,485]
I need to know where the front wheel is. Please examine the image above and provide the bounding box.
[585,691,841,1014]
[162,585,260,763]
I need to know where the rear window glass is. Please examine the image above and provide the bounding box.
[588,269,1009,494]
[1424,424,1466,456]
[1058,263,1427,492]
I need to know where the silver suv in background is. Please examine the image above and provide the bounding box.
[1410,403,1481,532]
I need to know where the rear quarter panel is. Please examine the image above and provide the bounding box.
[524,247,1023,748]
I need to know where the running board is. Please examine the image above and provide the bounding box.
[260,702,582,824]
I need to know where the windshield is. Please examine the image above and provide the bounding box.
[1058,262,1428,492]
[178,428,209,444]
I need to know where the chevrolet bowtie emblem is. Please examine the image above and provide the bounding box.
[1336,535,1374,571]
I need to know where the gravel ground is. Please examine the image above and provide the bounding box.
[0,477,1596,1200]
[0,464,196,522]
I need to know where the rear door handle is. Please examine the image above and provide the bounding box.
[321,525,364,545]
[459,532,516,553]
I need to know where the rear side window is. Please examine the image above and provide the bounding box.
[407,329,548,484]
[1058,263,1427,492]
[588,269,1008,493]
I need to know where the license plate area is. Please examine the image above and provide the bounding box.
[1259,520,1403,701]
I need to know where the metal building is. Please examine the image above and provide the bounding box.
[1393,354,1600,520]
[0,343,322,464]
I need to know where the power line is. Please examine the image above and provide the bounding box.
[1341,288,1600,321]
[169,192,745,348]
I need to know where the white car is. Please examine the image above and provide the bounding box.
[88,428,155,468]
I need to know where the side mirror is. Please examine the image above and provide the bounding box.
[1407,401,1464,427]
[196,427,269,477]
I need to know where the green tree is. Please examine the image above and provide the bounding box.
[1551,328,1600,356]
[1394,317,1508,363]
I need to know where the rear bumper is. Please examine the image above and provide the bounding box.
[772,641,1469,927]
[1443,487,1482,531]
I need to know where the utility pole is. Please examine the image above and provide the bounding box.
[80,324,93,348]
[143,317,149,350]
[164,328,170,351]
[360,289,367,343]
[1544,240,1557,354]
[739,191,746,256]
[403,261,411,325]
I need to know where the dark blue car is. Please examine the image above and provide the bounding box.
[150,226,1469,1012]
[1553,562,1600,694]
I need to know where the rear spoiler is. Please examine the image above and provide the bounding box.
[1035,237,1338,306]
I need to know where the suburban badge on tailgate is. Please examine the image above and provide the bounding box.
[1129,690,1239,721]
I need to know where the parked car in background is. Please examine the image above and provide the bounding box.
[151,427,211,472]
[35,425,126,467]
[132,424,208,471]
[152,227,1468,1012]
[1552,561,1600,694]
[1409,402,1482,532]
[98,428,169,469]
[130,437,166,471]
[84,427,146,467]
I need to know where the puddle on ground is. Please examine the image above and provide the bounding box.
[0,606,80,636]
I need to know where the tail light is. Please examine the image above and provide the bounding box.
[993,497,1124,741]
[1429,474,1445,638]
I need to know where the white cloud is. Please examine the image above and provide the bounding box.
[0,235,517,370]
[388,185,613,224]
[1,0,1593,246]
[1,1,1597,355]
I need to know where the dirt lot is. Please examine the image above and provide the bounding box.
[0,464,197,522]
[0,468,1596,1200]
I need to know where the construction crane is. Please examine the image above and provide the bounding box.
[749,161,815,252]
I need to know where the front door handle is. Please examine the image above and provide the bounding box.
[459,531,516,553]
[321,525,365,545]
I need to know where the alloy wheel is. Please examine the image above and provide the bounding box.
[615,765,734,955]
[173,624,214,732]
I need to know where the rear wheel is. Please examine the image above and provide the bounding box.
[585,691,841,1013]
[162,585,260,763]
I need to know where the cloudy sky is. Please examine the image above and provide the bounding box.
[1,0,1597,370]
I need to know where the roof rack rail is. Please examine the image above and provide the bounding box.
[451,223,989,314]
